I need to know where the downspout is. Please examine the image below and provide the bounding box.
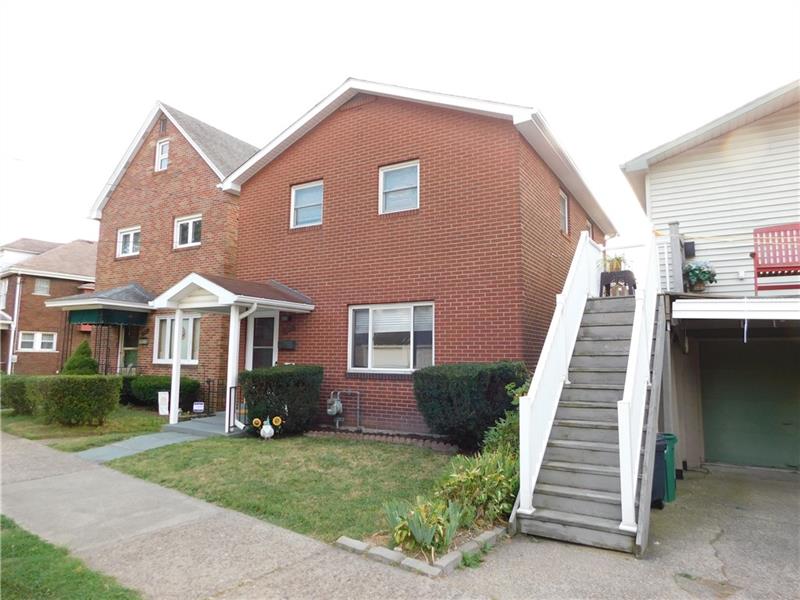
[7,274,22,374]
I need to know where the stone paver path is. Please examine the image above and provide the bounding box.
[77,432,202,463]
[0,433,479,600]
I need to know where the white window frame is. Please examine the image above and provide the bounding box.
[586,220,594,239]
[378,160,420,215]
[559,190,569,235]
[244,310,280,370]
[152,313,201,365]
[155,139,170,172]
[117,226,141,258]
[173,214,202,248]
[347,301,434,374]
[17,331,57,352]
[290,180,324,229]
[33,277,50,296]
[1,277,9,309]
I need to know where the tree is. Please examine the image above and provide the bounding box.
[61,340,99,375]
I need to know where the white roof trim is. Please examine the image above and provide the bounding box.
[89,103,225,220]
[45,298,152,312]
[672,298,800,321]
[220,78,615,234]
[1,267,95,283]
[621,79,800,207]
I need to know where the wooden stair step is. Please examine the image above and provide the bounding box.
[534,483,621,505]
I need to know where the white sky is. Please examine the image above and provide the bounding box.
[1,0,798,245]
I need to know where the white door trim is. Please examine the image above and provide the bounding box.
[244,310,279,370]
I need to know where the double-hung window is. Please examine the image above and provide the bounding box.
[0,278,7,309]
[117,226,141,257]
[559,190,569,235]
[291,181,323,228]
[379,161,419,214]
[174,214,202,248]
[349,303,433,372]
[18,331,56,352]
[155,139,169,172]
[153,314,200,364]
[33,278,50,296]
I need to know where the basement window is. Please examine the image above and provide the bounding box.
[155,139,170,172]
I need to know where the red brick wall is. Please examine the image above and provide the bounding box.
[94,113,238,381]
[5,275,90,375]
[235,95,604,433]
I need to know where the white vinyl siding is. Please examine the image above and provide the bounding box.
[647,104,800,297]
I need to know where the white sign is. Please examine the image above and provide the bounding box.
[192,401,205,413]
[158,391,169,416]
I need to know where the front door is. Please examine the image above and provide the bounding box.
[251,316,276,369]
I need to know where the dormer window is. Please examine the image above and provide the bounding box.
[155,139,169,172]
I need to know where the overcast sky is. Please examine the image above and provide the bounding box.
[1,0,798,246]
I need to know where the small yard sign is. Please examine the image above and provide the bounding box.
[158,391,169,416]
[192,402,205,414]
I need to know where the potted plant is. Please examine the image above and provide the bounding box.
[683,261,717,292]
[604,255,626,272]
[600,254,635,296]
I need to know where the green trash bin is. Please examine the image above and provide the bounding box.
[661,433,678,502]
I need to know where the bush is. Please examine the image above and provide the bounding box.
[61,341,99,375]
[129,376,200,411]
[38,376,121,425]
[120,375,136,405]
[482,379,529,456]
[1,376,31,414]
[413,361,527,451]
[384,498,463,563]
[238,365,323,435]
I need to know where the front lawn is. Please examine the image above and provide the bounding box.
[1,405,165,452]
[111,436,451,542]
[0,515,140,600]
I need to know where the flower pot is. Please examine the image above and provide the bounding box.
[690,281,706,292]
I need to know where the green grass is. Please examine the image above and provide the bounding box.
[111,436,451,542]
[1,405,165,451]
[0,515,140,600]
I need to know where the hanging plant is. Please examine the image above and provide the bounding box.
[683,261,717,291]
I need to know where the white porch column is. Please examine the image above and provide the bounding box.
[224,305,241,432]
[169,308,183,425]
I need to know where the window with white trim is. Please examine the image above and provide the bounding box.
[585,221,594,239]
[379,161,419,214]
[290,181,323,228]
[559,190,569,234]
[174,214,202,248]
[1,278,8,309]
[18,331,56,352]
[155,139,169,172]
[349,303,433,372]
[153,314,200,364]
[33,278,50,296]
[117,226,141,257]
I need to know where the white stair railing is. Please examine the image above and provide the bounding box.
[617,236,660,532]
[517,231,603,515]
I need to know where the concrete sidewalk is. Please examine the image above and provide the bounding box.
[0,433,479,600]
[76,432,202,463]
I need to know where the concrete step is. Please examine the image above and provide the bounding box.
[552,419,619,443]
[518,509,634,553]
[561,384,624,403]
[581,311,635,326]
[570,354,629,368]
[574,338,632,354]
[584,297,635,313]
[578,325,633,339]
[533,483,622,520]
[545,439,620,467]
[538,461,621,492]
[567,367,627,385]
[556,401,618,422]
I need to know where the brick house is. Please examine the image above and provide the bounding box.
[144,80,616,433]
[1,240,96,374]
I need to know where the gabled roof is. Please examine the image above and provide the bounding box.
[89,103,258,219]
[46,282,155,311]
[221,78,616,234]
[1,240,96,282]
[0,238,61,254]
[199,273,314,306]
[621,79,800,207]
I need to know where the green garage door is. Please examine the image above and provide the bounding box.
[701,339,799,470]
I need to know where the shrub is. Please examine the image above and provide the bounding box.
[61,341,99,375]
[482,378,529,456]
[38,376,121,425]
[120,375,136,405]
[24,377,55,416]
[1,376,31,414]
[129,376,200,411]
[413,361,527,451]
[238,365,323,435]
[384,498,463,563]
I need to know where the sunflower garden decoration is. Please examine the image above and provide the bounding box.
[250,415,284,440]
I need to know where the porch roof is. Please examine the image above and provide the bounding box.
[150,273,314,313]
[45,282,155,312]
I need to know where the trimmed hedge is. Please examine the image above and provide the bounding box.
[39,376,121,425]
[413,361,527,451]
[61,340,99,375]
[238,365,323,435]
[120,375,137,405]
[129,376,200,411]
[1,376,31,414]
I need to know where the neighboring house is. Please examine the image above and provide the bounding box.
[0,238,61,271]
[622,80,799,472]
[1,240,97,374]
[47,103,257,395]
[144,79,615,433]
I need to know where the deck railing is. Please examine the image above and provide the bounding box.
[517,232,603,515]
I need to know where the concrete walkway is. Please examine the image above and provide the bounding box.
[0,433,478,600]
[76,431,203,463]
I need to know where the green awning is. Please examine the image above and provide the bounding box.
[68,309,148,326]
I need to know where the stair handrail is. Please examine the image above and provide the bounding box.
[617,236,661,532]
[517,231,603,516]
